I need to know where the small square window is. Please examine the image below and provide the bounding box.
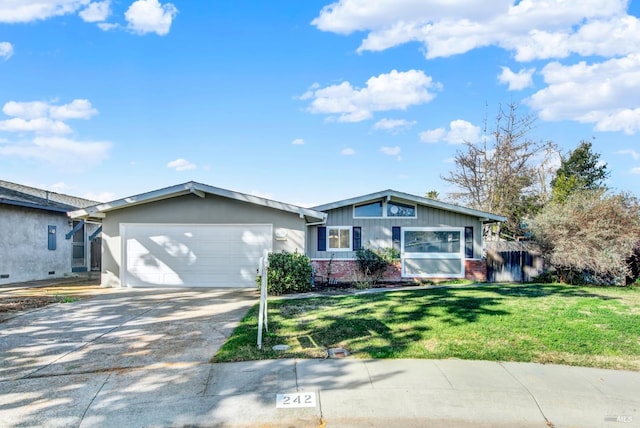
[328,227,351,250]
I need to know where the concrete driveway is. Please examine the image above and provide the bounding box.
[0,287,256,381]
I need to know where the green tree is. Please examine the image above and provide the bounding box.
[425,190,440,200]
[551,140,609,202]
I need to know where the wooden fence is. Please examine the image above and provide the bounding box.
[486,241,544,283]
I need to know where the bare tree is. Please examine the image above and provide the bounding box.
[442,102,557,238]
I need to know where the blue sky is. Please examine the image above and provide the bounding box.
[1,0,639,207]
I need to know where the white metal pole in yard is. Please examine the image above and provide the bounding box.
[257,250,269,349]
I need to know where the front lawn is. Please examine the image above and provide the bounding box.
[213,284,640,371]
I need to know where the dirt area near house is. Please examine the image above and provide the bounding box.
[0,281,104,322]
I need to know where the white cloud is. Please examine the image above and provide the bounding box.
[419,127,446,143]
[509,15,640,62]
[528,54,640,134]
[341,147,356,155]
[0,99,97,134]
[312,0,631,61]
[167,158,196,171]
[373,118,416,133]
[420,119,481,144]
[35,136,109,156]
[631,167,640,175]
[447,120,482,144]
[616,149,640,160]
[2,99,97,120]
[498,66,535,90]
[292,138,304,145]
[83,191,117,202]
[0,0,89,23]
[51,183,115,202]
[311,1,640,135]
[0,118,72,134]
[125,0,178,36]
[50,182,71,192]
[50,99,98,120]
[303,69,440,122]
[0,98,111,168]
[3,101,50,119]
[0,99,98,135]
[79,1,110,23]
[97,22,119,31]
[380,145,401,156]
[0,42,13,60]
[0,0,175,35]
[0,136,110,169]
[312,0,507,36]
[595,109,640,134]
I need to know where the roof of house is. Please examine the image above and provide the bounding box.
[0,180,98,213]
[69,181,328,223]
[313,189,507,223]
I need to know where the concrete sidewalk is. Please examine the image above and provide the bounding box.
[2,358,638,427]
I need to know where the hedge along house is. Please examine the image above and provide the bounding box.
[69,182,326,288]
[0,180,101,285]
[307,190,506,283]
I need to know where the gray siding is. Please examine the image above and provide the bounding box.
[0,205,85,284]
[101,193,307,287]
[307,203,484,259]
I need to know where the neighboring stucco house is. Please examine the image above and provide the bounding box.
[69,181,505,289]
[308,190,506,283]
[0,180,101,285]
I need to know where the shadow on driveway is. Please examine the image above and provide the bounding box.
[0,288,257,380]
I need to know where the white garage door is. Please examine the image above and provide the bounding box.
[122,224,273,288]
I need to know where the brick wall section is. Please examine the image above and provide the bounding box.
[465,259,487,282]
[311,260,358,282]
[312,258,487,283]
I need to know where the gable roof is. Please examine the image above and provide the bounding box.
[0,180,98,213]
[313,189,506,223]
[69,181,327,223]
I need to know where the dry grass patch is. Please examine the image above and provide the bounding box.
[0,283,105,321]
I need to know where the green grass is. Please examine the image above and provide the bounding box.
[213,283,640,371]
[55,295,80,304]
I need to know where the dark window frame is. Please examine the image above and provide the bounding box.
[465,226,474,259]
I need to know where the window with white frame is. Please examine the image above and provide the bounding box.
[354,200,416,218]
[328,226,351,251]
[401,227,465,278]
[387,201,416,217]
[354,201,382,217]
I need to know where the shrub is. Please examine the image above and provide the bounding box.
[259,251,312,295]
[532,270,559,284]
[355,248,393,286]
[626,241,640,286]
[531,190,640,285]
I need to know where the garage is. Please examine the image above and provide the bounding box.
[68,182,327,289]
[122,224,273,287]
